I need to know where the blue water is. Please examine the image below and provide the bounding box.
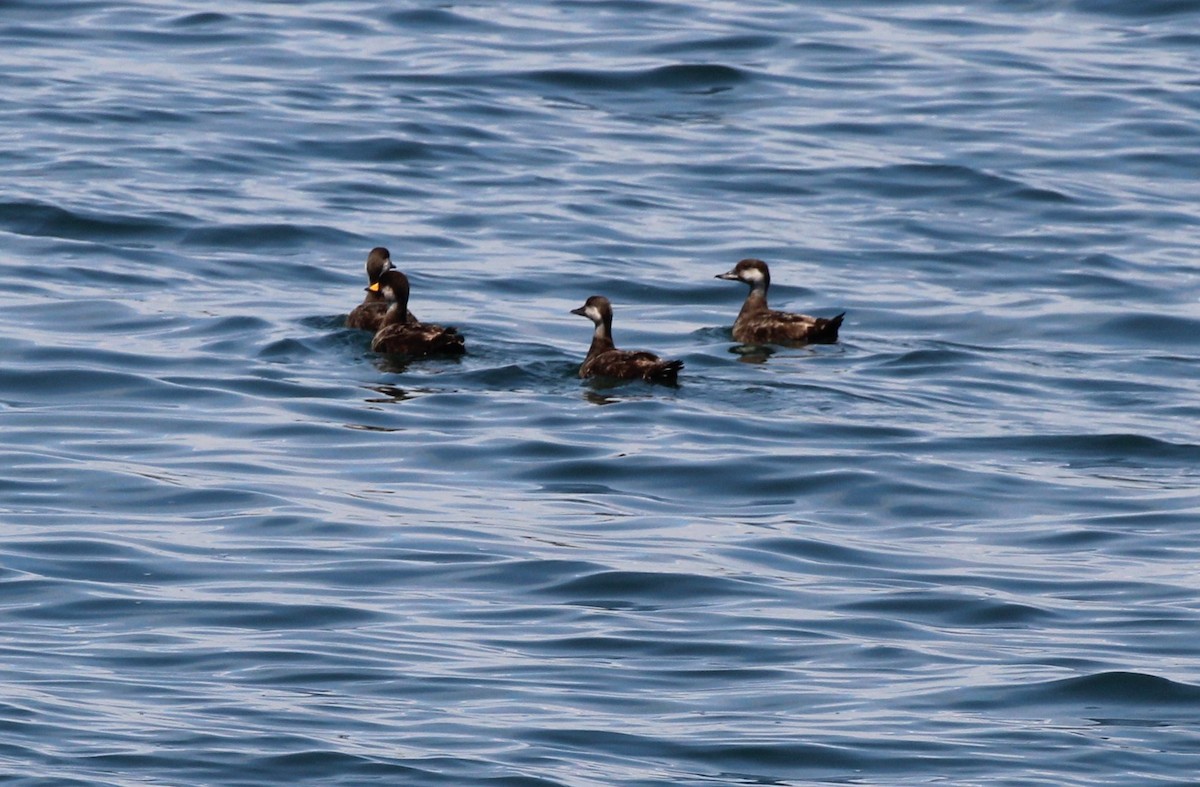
[3,1,1200,784]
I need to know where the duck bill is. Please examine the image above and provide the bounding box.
[569,306,587,316]
[367,282,381,292]
[716,271,739,281]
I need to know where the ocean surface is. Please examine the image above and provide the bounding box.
[2,1,1200,784]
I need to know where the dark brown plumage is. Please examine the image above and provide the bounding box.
[369,270,465,357]
[345,247,418,330]
[716,258,844,345]
[570,295,682,384]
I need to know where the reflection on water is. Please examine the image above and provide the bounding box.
[730,343,776,364]
[363,384,415,403]
[343,422,403,432]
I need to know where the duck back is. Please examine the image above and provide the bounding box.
[372,322,465,357]
[348,303,419,331]
[346,301,387,331]
[581,349,682,384]
[733,310,844,345]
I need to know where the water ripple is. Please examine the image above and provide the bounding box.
[2,1,1199,785]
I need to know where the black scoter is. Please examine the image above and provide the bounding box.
[346,247,418,330]
[716,258,844,344]
[570,295,682,384]
[369,269,464,357]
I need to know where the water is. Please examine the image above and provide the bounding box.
[3,1,1200,784]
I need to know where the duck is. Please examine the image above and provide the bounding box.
[345,247,418,330]
[570,295,682,384]
[716,258,844,344]
[368,269,465,357]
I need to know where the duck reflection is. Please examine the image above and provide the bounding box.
[363,383,414,403]
[728,343,775,364]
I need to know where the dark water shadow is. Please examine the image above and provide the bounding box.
[729,343,776,364]
[371,353,465,375]
[363,384,417,404]
[581,377,681,406]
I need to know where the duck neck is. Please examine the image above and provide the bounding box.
[587,317,615,358]
[381,299,410,327]
[738,281,769,320]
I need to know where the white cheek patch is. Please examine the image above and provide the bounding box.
[742,268,764,284]
[586,305,602,321]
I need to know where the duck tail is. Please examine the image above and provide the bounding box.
[816,312,845,343]
[647,359,683,385]
[436,328,466,355]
